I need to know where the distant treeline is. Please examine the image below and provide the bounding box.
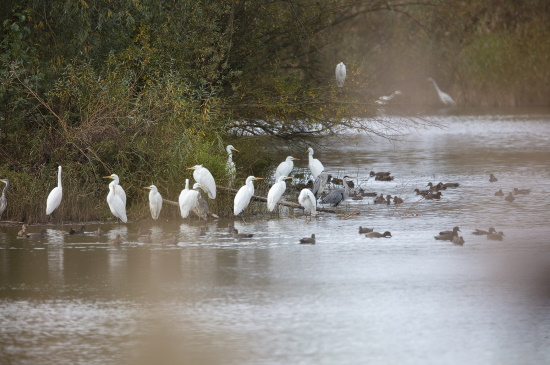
[0,0,548,222]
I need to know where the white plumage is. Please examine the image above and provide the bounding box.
[104,174,126,207]
[298,188,317,216]
[375,90,402,105]
[106,183,127,223]
[274,156,299,180]
[427,77,456,106]
[144,185,162,220]
[180,183,203,218]
[335,62,346,87]
[226,145,238,186]
[267,176,292,212]
[234,176,262,216]
[307,147,324,180]
[46,165,63,215]
[189,165,216,199]
[178,179,190,219]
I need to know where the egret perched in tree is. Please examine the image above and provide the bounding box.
[234,176,263,216]
[178,179,190,219]
[274,156,299,180]
[375,90,402,105]
[320,176,351,207]
[335,62,346,87]
[46,166,63,215]
[312,172,331,199]
[188,165,216,199]
[106,183,127,223]
[0,179,9,218]
[298,189,317,217]
[306,147,324,180]
[180,183,204,219]
[143,185,162,220]
[103,174,126,206]
[267,176,292,212]
[226,145,239,186]
[427,77,456,106]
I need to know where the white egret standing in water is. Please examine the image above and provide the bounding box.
[106,183,127,223]
[225,145,239,186]
[335,62,346,87]
[274,156,299,180]
[0,179,9,218]
[267,176,292,212]
[307,147,324,180]
[143,185,162,220]
[46,166,63,215]
[178,179,190,219]
[188,165,216,199]
[427,77,456,106]
[179,183,204,219]
[234,176,263,216]
[298,188,317,217]
[103,174,127,206]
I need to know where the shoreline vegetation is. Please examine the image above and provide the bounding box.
[1,1,549,223]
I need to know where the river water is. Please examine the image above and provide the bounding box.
[1,110,550,364]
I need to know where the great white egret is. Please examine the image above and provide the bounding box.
[143,185,163,220]
[106,183,128,223]
[312,172,331,198]
[188,165,216,199]
[298,189,317,216]
[306,147,324,180]
[226,145,239,186]
[267,176,292,212]
[320,176,350,207]
[234,176,263,216]
[375,90,402,105]
[274,156,299,180]
[179,183,204,218]
[46,166,63,215]
[178,179,190,218]
[427,77,456,106]
[335,62,346,87]
[299,234,316,244]
[0,179,9,218]
[103,174,127,206]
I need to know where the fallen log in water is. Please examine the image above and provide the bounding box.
[162,186,337,214]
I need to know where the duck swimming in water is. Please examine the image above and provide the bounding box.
[299,234,316,244]
[487,231,505,241]
[494,189,504,196]
[472,227,496,235]
[505,192,515,202]
[232,228,253,239]
[489,173,498,182]
[358,226,374,234]
[365,231,392,238]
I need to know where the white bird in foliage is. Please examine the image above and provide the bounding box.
[267,176,292,212]
[188,165,216,199]
[106,183,127,223]
[143,185,162,220]
[274,156,299,180]
[0,179,10,218]
[226,145,239,186]
[335,62,346,87]
[298,188,317,216]
[103,174,127,206]
[178,179,190,219]
[180,183,204,219]
[46,165,63,215]
[427,77,456,106]
[307,147,324,180]
[376,90,402,105]
[234,176,263,216]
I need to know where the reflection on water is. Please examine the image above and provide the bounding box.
[1,111,550,364]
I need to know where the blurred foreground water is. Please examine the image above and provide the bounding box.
[1,109,550,365]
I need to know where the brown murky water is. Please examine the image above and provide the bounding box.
[1,110,550,364]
